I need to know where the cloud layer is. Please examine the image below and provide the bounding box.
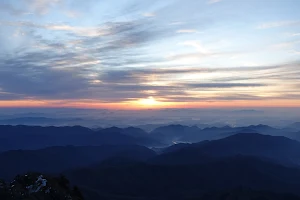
[0,0,299,108]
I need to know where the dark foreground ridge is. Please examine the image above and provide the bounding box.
[0,173,84,200]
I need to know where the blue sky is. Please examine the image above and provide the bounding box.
[0,0,299,109]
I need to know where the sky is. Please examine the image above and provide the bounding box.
[0,0,300,109]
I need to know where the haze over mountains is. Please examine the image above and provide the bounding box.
[1,108,300,128]
[1,122,300,152]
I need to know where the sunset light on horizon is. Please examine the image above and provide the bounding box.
[0,0,299,109]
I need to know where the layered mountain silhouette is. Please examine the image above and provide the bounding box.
[287,122,300,131]
[0,125,162,151]
[2,124,300,199]
[150,124,300,144]
[1,124,300,152]
[156,133,300,166]
[0,117,83,126]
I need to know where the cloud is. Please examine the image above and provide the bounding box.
[179,41,209,54]
[162,94,267,102]
[184,83,267,88]
[0,20,112,37]
[270,40,300,51]
[48,24,111,37]
[0,48,299,103]
[0,16,177,101]
[177,29,198,33]
[291,33,300,37]
[169,22,184,26]
[0,2,25,15]
[143,12,156,17]
[0,0,299,105]
[166,52,215,62]
[0,17,176,42]
[0,60,91,100]
[99,65,279,79]
[208,0,222,4]
[63,10,81,18]
[257,21,300,29]
[0,0,63,16]
[25,0,63,15]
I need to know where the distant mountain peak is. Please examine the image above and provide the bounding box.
[288,122,300,130]
[103,126,123,131]
[222,125,232,129]
[226,132,275,140]
[234,132,263,137]
[202,126,219,130]
[247,124,273,129]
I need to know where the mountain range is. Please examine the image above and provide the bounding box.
[2,124,300,199]
[1,123,300,152]
[0,125,162,151]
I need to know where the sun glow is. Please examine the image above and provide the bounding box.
[138,96,159,106]
[139,97,158,106]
